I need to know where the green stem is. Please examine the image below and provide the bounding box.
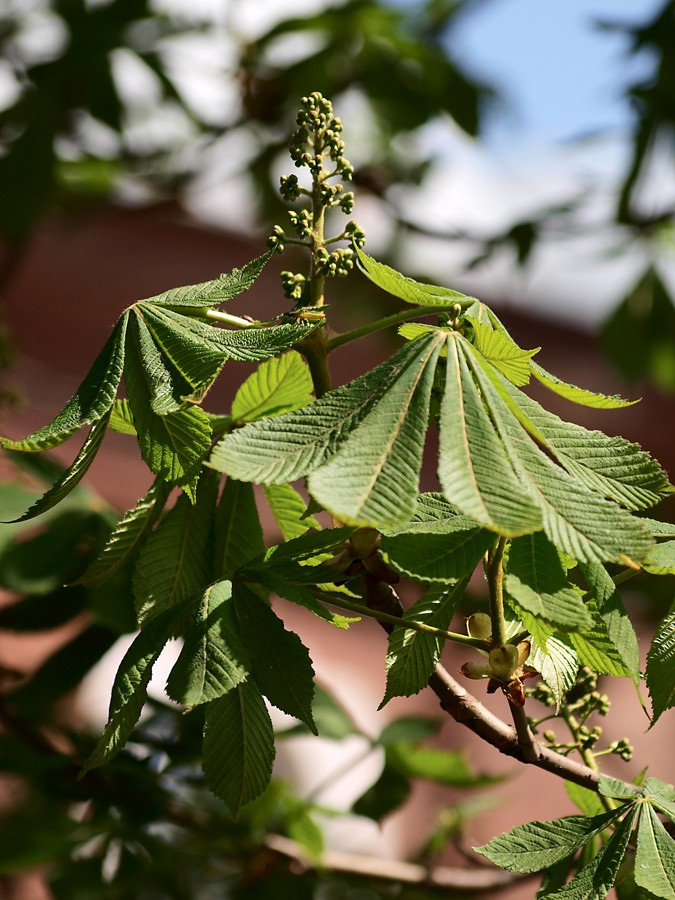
[612,568,640,586]
[561,709,617,812]
[486,537,507,647]
[187,308,256,328]
[326,305,453,353]
[322,593,489,650]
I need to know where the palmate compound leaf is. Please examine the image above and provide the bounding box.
[142,251,272,308]
[634,802,675,899]
[209,334,444,528]
[474,807,622,873]
[81,603,185,773]
[379,492,493,585]
[646,599,675,727]
[132,471,218,626]
[380,580,469,707]
[4,413,111,524]
[504,532,592,629]
[129,310,193,415]
[165,580,249,707]
[457,338,654,563]
[1,314,128,452]
[233,584,316,731]
[202,678,275,815]
[75,479,171,587]
[356,248,478,307]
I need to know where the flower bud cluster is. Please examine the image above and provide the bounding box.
[267,224,285,254]
[316,247,354,278]
[280,271,306,302]
[608,737,633,762]
[288,209,312,239]
[288,93,355,198]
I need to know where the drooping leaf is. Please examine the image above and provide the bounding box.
[356,249,476,307]
[231,351,314,423]
[166,580,249,707]
[81,605,183,773]
[474,808,622,873]
[381,583,467,706]
[76,480,171,587]
[544,807,639,899]
[469,319,539,386]
[142,252,272,308]
[642,518,675,538]
[233,584,316,731]
[380,493,493,584]
[505,532,592,629]
[129,309,192,414]
[529,360,638,409]
[4,414,110,524]
[646,600,675,726]
[203,679,275,815]
[306,331,444,527]
[213,478,264,579]
[578,562,640,685]
[209,338,424,484]
[634,803,675,898]
[643,540,675,575]
[124,324,212,492]
[263,483,321,541]
[132,472,218,626]
[439,334,543,536]
[1,315,127,452]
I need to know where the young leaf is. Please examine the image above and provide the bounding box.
[263,483,320,541]
[165,580,249,707]
[231,351,314,423]
[108,399,136,435]
[1,314,127,452]
[439,334,543,536]
[530,635,578,709]
[5,414,110,523]
[75,479,171,586]
[530,360,638,410]
[505,532,592,629]
[356,249,476,307]
[380,493,493,585]
[125,325,212,491]
[381,583,467,706]
[142,251,272,308]
[233,584,316,731]
[306,331,444,527]
[544,806,639,899]
[646,599,675,727]
[352,763,411,822]
[132,472,218,625]
[208,334,438,486]
[213,478,264,579]
[470,319,539,386]
[474,808,622,873]
[81,604,182,773]
[203,679,275,815]
[634,803,675,898]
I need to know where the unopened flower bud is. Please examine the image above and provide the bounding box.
[488,644,519,681]
[467,612,492,641]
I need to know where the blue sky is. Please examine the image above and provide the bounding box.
[447,0,663,149]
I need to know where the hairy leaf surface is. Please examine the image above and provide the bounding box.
[142,252,272,308]
[356,249,476,307]
[530,360,638,409]
[130,310,192,414]
[646,600,675,726]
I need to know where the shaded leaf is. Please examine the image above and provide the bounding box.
[214,478,264,579]
[352,763,410,822]
[387,743,496,787]
[203,679,275,815]
[264,483,321,541]
[646,600,675,726]
[130,309,192,414]
[108,399,136,435]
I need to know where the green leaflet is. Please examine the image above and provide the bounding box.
[5,414,110,523]
[642,518,675,538]
[203,678,275,815]
[130,309,193,414]
[213,478,264,579]
[646,599,675,727]
[380,493,494,585]
[578,562,640,685]
[308,331,444,527]
[356,249,477,307]
[465,343,654,564]
[165,580,249,707]
[545,807,639,899]
[530,360,638,410]
[76,479,171,587]
[233,584,316,731]
[565,782,607,818]
[643,777,675,823]
[108,399,136,435]
[474,808,621,874]
[124,321,212,493]
[132,472,218,626]
[439,335,543,536]
[352,762,411,822]
[380,583,467,707]
[505,532,592,629]
[643,540,675,574]
[1,314,127,452]
[469,319,539,386]
[142,251,272,308]
[231,351,314,423]
[567,601,634,679]
[530,635,578,709]
[245,566,357,630]
[209,338,421,484]
[386,742,496,787]
[263,483,321,541]
[81,604,182,773]
[634,803,675,898]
